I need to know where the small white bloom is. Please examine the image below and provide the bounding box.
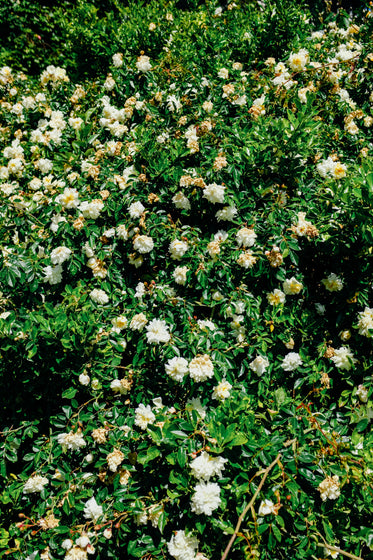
[146,319,171,344]
[189,355,214,382]
[50,246,72,265]
[23,474,48,494]
[168,530,199,560]
[165,357,189,382]
[134,403,156,429]
[322,273,343,292]
[79,373,90,386]
[128,201,145,218]
[89,288,109,305]
[258,499,277,515]
[283,277,303,295]
[318,475,340,501]
[133,235,154,253]
[282,352,303,371]
[191,481,221,515]
[212,379,232,400]
[249,356,269,375]
[203,183,225,204]
[331,346,356,371]
[83,497,103,521]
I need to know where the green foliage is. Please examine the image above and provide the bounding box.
[0,1,373,560]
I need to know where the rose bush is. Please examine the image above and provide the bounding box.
[1,1,373,559]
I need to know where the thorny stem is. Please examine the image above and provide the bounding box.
[220,453,282,560]
[317,542,363,560]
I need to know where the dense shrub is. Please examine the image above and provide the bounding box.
[0,1,373,560]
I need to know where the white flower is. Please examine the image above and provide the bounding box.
[79,199,104,219]
[76,535,90,548]
[189,355,214,382]
[57,430,86,451]
[135,282,146,298]
[167,530,199,560]
[173,266,189,285]
[267,289,286,306]
[169,239,188,260]
[186,397,207,419]
[116,224,129,240]
[258,499,277,515]
[128,201,145,218]
[50,246,72,265]
[130,312,148,331]
[215,205,237,221]
[282,352,303,371]
[61,539,73,550]
[134,403,156,429]
[356,384,368,403]
[133,235,154,253]
[35,158,53,174]
[288,49,309,71]
[218,68,229,79]
[107,448,124,472]
[237,250,257,268]
[190,451,227,481]
[236,227,257,247]
[322,273,343,292]
[165,357,189,382]
[136,55,152,72]
[112,315,128,332]
[331,346,356,371]
[318,475,340,501]
[23,474,48,494]
[112,53,123,67]
[212,379,232,400]
[191,481,221,515]
[83,497,103,521]
[79,373,90,386]
[43,264,63,285]
[249,356,269,375]
[173,192,191,210]
[145,319,171,344]
[89,289,109,305]
[357,307,373,337]
[283,277,303,295]
[203,183,225,204]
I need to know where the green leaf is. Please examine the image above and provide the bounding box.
[62,387,78,399]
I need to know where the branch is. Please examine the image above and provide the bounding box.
[221,454,281,560]
[317,542,363,560]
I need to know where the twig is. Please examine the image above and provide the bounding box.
[317,542,363,560]
[221,453,281,560]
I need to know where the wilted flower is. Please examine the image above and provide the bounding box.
[318,475,340,501]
